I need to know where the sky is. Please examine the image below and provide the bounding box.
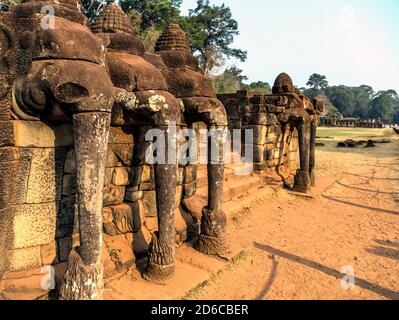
[180,0,399,92]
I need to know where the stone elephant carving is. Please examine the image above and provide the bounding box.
[145,24,230,256]
[91,4,182,282]
[267,73,323,193]
[6,0,114,300]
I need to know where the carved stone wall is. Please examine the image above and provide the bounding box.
[218,91,299,185]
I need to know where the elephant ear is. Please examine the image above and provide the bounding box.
[0,12,15,100]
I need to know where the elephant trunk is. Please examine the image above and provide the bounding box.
[144,125,178,282]
[293,121,311,193]
[309,120,317,186]
[60,111,111,300]
[195,126,228,256]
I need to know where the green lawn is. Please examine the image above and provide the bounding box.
[316,127,395,139]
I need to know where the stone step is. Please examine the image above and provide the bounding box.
[195,175,263,203]
[222,185,275,219]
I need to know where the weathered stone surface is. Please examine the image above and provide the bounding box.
[175,207,194,235]
[252,145,266,162]
[26,148,65,204]
[181,196,206,223]
[62,174,78,197]
[9,121,73,147]
[253,162,267,172]
[0,92,11,121]
[104,168,114,186]
[108,127,134,144]
[247,125,267,145]
[175,185,183,207]
[0,160,30,208]
[63,149,76,174]
[57,237,73,263]
[0,148,32,162]
[56,196,78,239]
[133,227,151,258]
[183,165,197,184]
[103,203,142,236]
[106,149,119,168]
[7,246,42,271]
[141,165,152,183]
[112,167,129,186]
[183,181,197,199]
[109,144,134,166]
[0,121,15,146]
[144,217,158,233]
[2,203,57,250]
[40,241,58,266]
[103,185,125,207]
[125,188,143,203]
[141,191,157,217]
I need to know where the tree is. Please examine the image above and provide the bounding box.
[212,66,248,94]
[369,90,399,123]
[80,0,113,22]
[243,81,271,95]
[179,0,247,76]
[307,73,329,91]
[120,0,182,31]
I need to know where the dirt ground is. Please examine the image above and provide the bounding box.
[186,133,399,300]
[103,130,399,301]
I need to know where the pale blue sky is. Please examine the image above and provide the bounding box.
[181,0,399,92]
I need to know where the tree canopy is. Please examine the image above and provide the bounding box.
[302,74,399,123]
[120,0,182,31]
[179,0,247,76]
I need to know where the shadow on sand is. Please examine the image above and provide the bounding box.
[254,242,399,300]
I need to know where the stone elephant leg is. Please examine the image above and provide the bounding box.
[181,98,229,256]
[144,125,178,282]
[60,111,111,300]
[293,121,311,193]
[195,125,229,256]
[309,119,317,187]
[117,90,180,283]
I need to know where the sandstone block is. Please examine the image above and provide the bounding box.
[108,127,134,144]
[144,216,158,233]
[0,121,15,146]
[252,145,266,162]
[40,241,58,266]
[104,168,114,186]
[183,181,197,199]
[0,159,30,208]
[11,121,73,147]
[247,125,267,145]
[109,144,134,166]
[103,185,125,207]
[183,165,197,184]
[112,167,130,186]
[253,162,266,172]
[106,148,119,168]
[4,203,57,249]
[7,246,42,271]
[125,188,143,203]
[26,148,65,204]
[141,191,157,217]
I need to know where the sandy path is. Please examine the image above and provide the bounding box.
[189,139,399,300]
